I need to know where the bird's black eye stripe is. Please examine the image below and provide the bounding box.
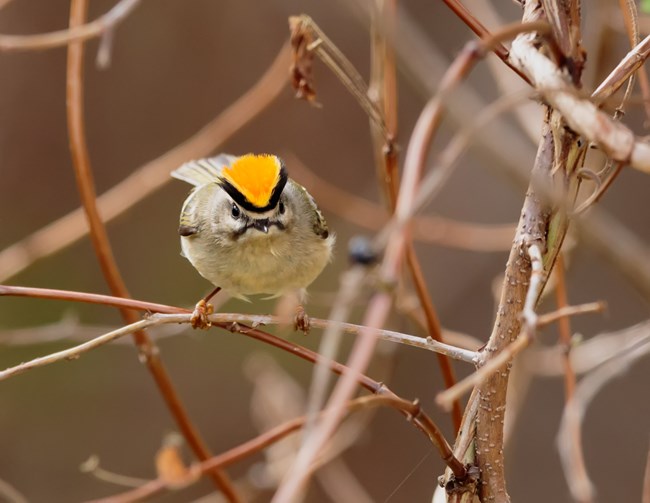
[279,201,285,215]
[231,203,241,219]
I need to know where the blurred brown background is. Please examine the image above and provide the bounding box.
[0,1,648,502]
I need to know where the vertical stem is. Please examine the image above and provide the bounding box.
[65,2,240,500]
[554,254,576,398]
[475,116,554,503]
[370,0,462,431]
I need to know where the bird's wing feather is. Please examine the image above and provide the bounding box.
[171,154,238,187]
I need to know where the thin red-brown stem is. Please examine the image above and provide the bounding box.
[376,0,400,204]
[554,254,576,398]
[405,245,462,428]
[441,0,532,85]
[66,2,239,499]
[372,1,462,431]
[0,284,187,314]
[91,395,465,503]
[554,253,591,503]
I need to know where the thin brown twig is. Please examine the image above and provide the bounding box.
[0,0,140,51]
[536,302,606,327]
[382,35,478,434]
[367,0,462,431]
[592,34,650,101]
[441,0,533,85]
[368,0,399,205]
[0,42,290,283]
[554,255,576,402]
[552,254,589,503]
[65,2,239,499]
[80,456,150,488]
[0,285,478,372]
[0,284,187,314]
[289,14,386,134]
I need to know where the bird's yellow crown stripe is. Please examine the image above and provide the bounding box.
[220,154,282,208]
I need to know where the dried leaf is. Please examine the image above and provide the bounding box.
[289,15,319,105]
[155,434,198,489]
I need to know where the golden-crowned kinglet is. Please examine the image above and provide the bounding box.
[172,153,334,311]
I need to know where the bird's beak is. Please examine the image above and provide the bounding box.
[253,219,270,234]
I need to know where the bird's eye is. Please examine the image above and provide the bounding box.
[279,201,285,215]
[231,204,241,219]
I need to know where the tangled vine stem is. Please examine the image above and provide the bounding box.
[0,293,466,481]
[436,248,605,410]
[65,1,238,498]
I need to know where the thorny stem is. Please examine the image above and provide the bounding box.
[65,2,239,499]
[435,299,603,409]
[468,111,558,502]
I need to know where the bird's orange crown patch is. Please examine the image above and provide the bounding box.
[220,154,284,209]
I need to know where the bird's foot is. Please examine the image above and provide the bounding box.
[190,299,214,329]
[294,305,310,335]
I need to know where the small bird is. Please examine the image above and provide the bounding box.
[172,153,334,328]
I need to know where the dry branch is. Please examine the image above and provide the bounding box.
[509,2,650,174]
[65,2,238,497]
